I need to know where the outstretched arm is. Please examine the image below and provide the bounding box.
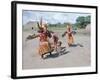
[26,34,39,40]
[62,31,67,37]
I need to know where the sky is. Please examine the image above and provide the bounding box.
[22,10,90,25]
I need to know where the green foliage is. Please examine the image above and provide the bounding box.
[48,15,91,29]
[48,23,66,28]
[75,15,91,29]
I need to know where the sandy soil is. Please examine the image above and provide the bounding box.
[22,31,91,70]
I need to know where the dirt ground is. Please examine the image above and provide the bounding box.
[22,29,91,70]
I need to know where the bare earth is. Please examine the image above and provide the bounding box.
[22,31,91,70]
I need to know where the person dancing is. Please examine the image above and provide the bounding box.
[62,23,74,46]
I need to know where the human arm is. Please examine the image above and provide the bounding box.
[62,31,67,37]
[26,34,39,40]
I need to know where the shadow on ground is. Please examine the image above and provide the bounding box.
[44,47,70,59]
[69,43,84,47]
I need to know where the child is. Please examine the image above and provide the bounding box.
[51,32,65,55]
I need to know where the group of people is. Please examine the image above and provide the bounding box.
[27,18,74,59]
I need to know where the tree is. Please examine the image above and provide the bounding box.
[75,16,91,29]
[76,16,86,28]
[85,16,91,24]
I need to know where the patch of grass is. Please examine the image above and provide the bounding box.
[48,26,66,32]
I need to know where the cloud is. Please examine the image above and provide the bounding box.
[22,10,90,25]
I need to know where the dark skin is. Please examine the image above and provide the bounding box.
[63,25,74,46]
[37,22,53,58]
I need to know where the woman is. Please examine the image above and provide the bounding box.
[38,23,52,58]
[27,20,52,58]
[62,23,74,46]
